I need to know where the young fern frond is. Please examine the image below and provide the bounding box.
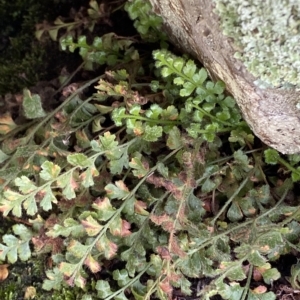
[153,49,245,141]
[60,33,139,70]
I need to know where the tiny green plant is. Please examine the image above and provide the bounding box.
[60,33,139,71]
[35,0,112,42]
[125,0,166,42]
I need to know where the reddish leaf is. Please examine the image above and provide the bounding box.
[66,276,75,287]
[106,240,118,259]
[170,235,186,258]
[159,279,173,296]
[150,214,174,232]
[120,219,131,236]
[70,177,79,191]
[168,272,181,284]
[110,218,131,237]
[115,181,128,192]
[150,214,171,225]
[81,216,102,236]
[96,236,118,259]
[84,254,101,273]
[252,285,267,294]
[134,200,149,215]
[32,235,63,254]
[157,246,171,261]
[93,197,112,210]
[253,267,263,281]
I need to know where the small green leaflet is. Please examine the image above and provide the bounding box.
[67,240,90,258]
[92,197,116,221]
[47,218,84,238]
[81,215,103,236]
[182,60,197,78]
[201,178,217,193]
[145,104,162,119]
[114,292,129,300]
[95,280,113,299]
[113,269,131,287]
[0,149,9,163]
[15,176,36,193]
[91,132,129,174]
[290,262,300,289]
[98,132,119,152]
[42,268,64,291]
[109,151,129,175]
[80,166,99,188]
[131,280,147,300]
[264,149,279,165]
[22,88,46,119]
[0,189,30,217]
[59,262,78,277]
[227,201,243,222]
[105,180,130,199]
[219,263,246,282]
[0,224,32,263]
[40,161,61,180]
[177,250,215,278]
[172,57,184,72]
[96,235,118,259]
[262,268,281,285]
[216,281,244,300]
[23,194,38,216]
[180,82,195,97]
[56,171,77,200]
[129,156,149,178]
[143,125,163,142]
[67,153,92,168]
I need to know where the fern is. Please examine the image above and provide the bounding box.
[1,2,300,298]
[153,49,246,141]
[125,0,166,42]
[60,33,139,70]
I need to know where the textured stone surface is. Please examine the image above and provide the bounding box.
[149,0,300,154]
[214,0,300,88]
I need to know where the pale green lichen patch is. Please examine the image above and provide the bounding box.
[214,0,300,88]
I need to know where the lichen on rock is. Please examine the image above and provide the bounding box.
[214,0,300,88]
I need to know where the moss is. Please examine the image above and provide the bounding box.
[0,282,16,300]
[0,259,91,300]
[0,0,84,95]
[214,0,300,88]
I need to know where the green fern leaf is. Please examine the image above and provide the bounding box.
[47,218,85,238]
[23,88,46,119]
[95,280,113,299]
[0,224,32,263]
[42,267,64,291]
